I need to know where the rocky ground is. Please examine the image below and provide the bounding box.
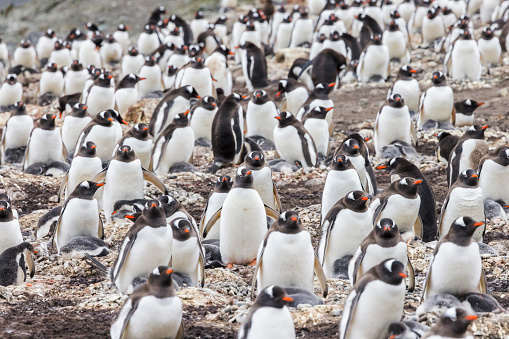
[1,1,509,338]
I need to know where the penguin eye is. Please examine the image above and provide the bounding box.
[384,259,396,272]
[468,125,476,132]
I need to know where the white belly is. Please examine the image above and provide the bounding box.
[321,169,363,221]
[154,127,194,176]
[121,55,145,78]
[190,108,217,141]
[419,86,454,126]
[137,33,160,55]
[290,20,313,47]
[66,156,103,198]
[0,83,23,106]
[274,24,293,52]
[382,31,408,62]
[180,68,213,98]
[115,88,139,116]
[440,187,484,241]
[391,79,420,113]
[422,17,445,45]
[79,43,102,68]
[172,237,200,286]
[478,38,502,65]
[64,70,89,95]
[350,242,408,281]
[246,101,278,141]
[3,115,33,150]
[138,66,162,98]
[13,48,36,68]
[374,106,412,154]
[62,116,91,153]
[26,129,63,167]
[86,86,115,117]
[359,45,389,82]
[203,192,228,240]
[119,137,152,170]
[56,199,100,252]
[243,307,295,339]
[49,49,72,68]
[82,125,118,163]
[480,160,509,202]
[39,72,64,96]
[252,167,276,210]
[274,126,316,168]
[0,219,23,254]
[303,118,328,156]
[451,41,481,81]
[285,88,309,115]
[375,194,421,234]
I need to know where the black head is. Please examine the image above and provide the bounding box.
[95,110,115,126]
[329,29,340,41]
[376,157,411,173]
[6,74,18,85]
[131,123,149,139]
[142,199,166,221]
[77,141,97,157]
[71,103,88,117]
[481,27,494,39]
[201,96,217,110]
[13,101,27,116]
[70,59,83,71]
[448,216,484,240]
[216,44,233,57]
[116,145,137,162]
[118,24,128,32]
[39,113,57,129]
[47,63,58,72]
[460,30,472,40]
[431,71,446,85]
[436,131,452,141]
[442,6,452,15]
[464,124,488,139]
[307,106,331,119]
[119,73,145,88]
[128,46,139,56]
[438,307,478,335]
[195,10,204,19]
[282,14,293,24]
[390,9,401,19]
[188,45,202,58]
[230,92,250,102]
[399,65,417,78]
[388,322,407,338]
[313,82,335,96]
[104,34,116,44]
[20,39,31,48]
[107,109,128,126]
[376,259,407,285]
[70,181,105,198]
[331,154,354,170]
[276,211,302,233]
[245,151,265,168]
[343,190,370,210]
[455,99,484,114]
[275,111,297,127]
[388,94,405,108]
[214,175,233,193]
[316,33,326,43]
[276,80,289,97]
[458,169,479,186]
[143,24,156,34]
[495,146,509,166]
[215,15,228,25]
[427,8,439,19]
[233,167,254,188]
[144,55,156,66]
[96,72,114,87]
[255,285,293,308]
[158,195,180,217]
[171,217,193,241]
[147,266,175,289]
[395,177,422,196]
[372,34,383,45]
[0,199,14,220]
[341,138,361,156]
[45,29,56,38]
[252,90,269,105]
[181,85,201,100]
[85,22,99,31]
[388,21,399,31]
[374,218,399,239]
[167,65,178,76]
[173,111,190,127]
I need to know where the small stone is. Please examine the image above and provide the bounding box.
[49,195,58,203]
[305,178,324,187]
[497,88,509,97]
[331,308,342,316]
[297,303,312,310]
[0,286,13,299]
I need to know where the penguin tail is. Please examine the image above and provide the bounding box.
[84,253,109,277]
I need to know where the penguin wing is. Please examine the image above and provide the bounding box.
[448,142,462,187]
[356,51,365,79]
[264,204,280,221]
[112,231,138,283]
[413,214,423,239]
[98,215,104,239]
[118,298,140,338]
[372,197,388,225]
[418,91,426,114]
[479,261,488,294]
[444,49,452,76]
[51,198,69,249]
[450,104,456,126]
[233,109,243,155]
[176,323,185,339]
[272,182,282,213]
[340,281,370,339]
[314,254,328,297]
[251,230,273,299]
[320,215,336,266]
[437,192,451,238]
[202,208,222,238]
[410,121,417,147]
[421,254,435,301]
[351,247,366,285]
[91,167,108,183]
[196,236,206,288]
[142,168,168,194]
[198,200,210,236]
[0,120,7,156]
[300,130,318,167]
[57,172,69,203]
[22,130,35,170]
[406,254,415,292]
[365,160,378,195]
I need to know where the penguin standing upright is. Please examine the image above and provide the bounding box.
[78,33,103,67]
[85,73,116,117]
[115,74,144,115]
[113,24,129,55]
[210,93,249,171]
[121,47,145,78]
[310,49,347,89]
[302,106,331,158]
[36,29,57,65]
[242,151,281,212]
[447,125,488,187]
[48,39,73,68]
[439,169,485,242]
[309,33,326,60]
[290,7,313,47]
[421,307,478,338]
[38,62,64,97]
[295,83,335,129]
[418,71,455,129]
[63,60,89,96]
[454,99,484,127]
[238,286,295,339]
[246,90,279,142]
[176,57,214,98]
[319,191,373,279]
[100,34,122,64]
[274,15,293,52]
[1,102,34,164]
[0,198,24,255]
[322,30,348,57]
[61,103,92,155]
[163,65,178,90]
[421,7,446,48]
[13,39,37,69]
[274,111,318,169]
[204,45,233,96]
[137,56,163,98]
[240,42,268,92]
[374,94,415,157]
[422,217,487,300]
[445,30,481,81]
[23,114,66,171]
[152,112,195,176]
[276,79,309,115]
[339,259,407,339]
[382,21,411,64]
[357,34,390,83]
[478,27,502,71]
[113,123,152,170]
[239,21,262,49]
[252,211,327,296]
[0,242,36,287]
[0,74,23,108]
[110,266,183,339]
[166,44,190,69]
[479,146,509,205]
[137,24,160,55]
[436,131,459,163]
[387,65,419,117]
[199,175,232,240]
[191,10,210,39]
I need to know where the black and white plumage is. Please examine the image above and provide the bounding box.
[0,101,34,164]
[0,242,36,287]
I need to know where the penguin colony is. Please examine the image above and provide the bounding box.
[1,0,509,337]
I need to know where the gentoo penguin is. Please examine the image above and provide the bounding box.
[0,102,34,164]
[110,266,183,338]
[439,169,485,242]
[447,125,488,187]
[246,90,278,142]
[75,110,122,164]
[191,10,209,39]
[168,14,193,46]
[204,45,234,96]
[60,141,102,201]
[377,157,437,242]
[61,103,92,155]
[149,85,200,140]
[478,27,502,72]
[80,66,101,105]
[242,151,281,212]
[100,34,122,64]
[418,71,455,129]
[78,34,102,68]
[38,62,64,97]
[322,30,348,58]
[276,79,309,116]
[274,111,317,169]
[213,15,228,42]
[295,83,335,132]
[166,44,190,69]
[239,286,295,339]
[93,146,167,222]
[445,31,481,81]
[0,74,23,108]
[189,96,217,144]
[290,7,313,47]
[84,73,116,117]
[319,191,373,279]
[0,242,36,287]
[48,39,72,68]
[121,47,145,78]
[23,114,66,171]
[36,29,57,65]
[176,57,213,98]
[302,106,332,157]
[349,218,414,291]
[137,24,160,55]
[422,216,487,300]
[436,131,459,163]
[12,39,37,69]
[454,99,484,127]
[339,259,407,339]
[310,49,347,90]
[152,112,195,176]
[357,34,390,83]
[113,123,152,170]
[309,33,326,61]
[63,60,89,96]
[231,15,248,64]
[274,15,293,52]
[137,56,162,98]
[371,177,422,243]
[114,74,144,115]
[113,24,129,55]
[197,27,221,56]
[210,93,249,171]
[382,21,411,64]
[421,7,446,48]
[479,146,509,205]
[389,321,430,339]
[388,65,419,117]
[252,211,328,297]
[199,175,232,240]
[163,65,178,90]
[0,199,24,255]
[239,42,269,92]
[202,168,279,267]
[239,20,262,50]
[422,307,477,339]
[53,181,104,253]
[374,94,415,157]
[147,5,166,25]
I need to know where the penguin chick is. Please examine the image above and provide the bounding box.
[422,307,477,339]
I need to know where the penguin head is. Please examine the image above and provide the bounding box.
[427,8,439,19]
[316,33,326,43]
[215,175,233,193]
[231,92,250,102]
[298,6,309,17]
[144,55,156,66]
[388,322,408,339]
[217,44,233,58]
[117,24,128,32]
[0,200,13,220]
[325,13,337,25]
[233,167,254,188]
[105,34,116,44]
[388,94,405,108]
[216,15,228,25]
[54,39,65,50]
[173,111,190,127]
[143,199,166,221]
[390,9,401,19]
[88,65,98,77]
[377,259,407,285]
[481,27,494,39]
[116,145,137,162]
[45,29,56,38]
[195,10,204,19]
[277,211,302,233]
[167,65,178,76]
[399,65,417,78]
[375,218,399,239]
[70,59,83,71]
[252,90,269,104]
[127,46,139,56]
[188,44,202,58]
[132,123,149,139]
[119,73,145,88]
[465,124,488,139]
[344,190,370,210]
[171,218,193,241]
[439,307,478,335]
[46,63,58,72]
[396,177,422,196]
[67,28,83,41]
[431,71,446,85]
[331,154,354,170]
[376,157,408,172]
[458,99,484,114]
[96,72,114,87]
[245,21,256,31]
[460,30,472,40]
[79,141,97,157]
[276,80,288,98]
[329,29,341,41]
[342,138,361,156]
[109,109,128,126]
[435,131,451,141]
[72,181,105,198]
[6,74,18,85]
[85,22,99,31]
[182,85,201,100]
[339,1,349,9]
[388,21,399,31]
[96,110,115,126]
[20,39,32,48]
[449,216,484,239]
[148,266,176,289]
[190,57,205,68]
[274,111,296,127]
[158,195,179,216]
[442,6,452,15]
[282,14,293,24]
[256,285,293,309]
[245,151,265,168]
[458,169,479,186]
[314,82,335,95]
[143,24,156,34]
[277,4,286,13]
[71,103,88,118]
[371,34,383,46]
[13,101,26,115]
[201,96,217,110]
[367,0,377,6]
[496,146,509,166]
[308,106,332,119]
[39,114,57,129]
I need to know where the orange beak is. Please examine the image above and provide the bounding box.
[398,272,408,278]
[83,106,88,110]
[166,268,173,274]
[413,179,423,184]
[290,217,298,221]
[275,116,282,120]
[51,115,56,119]
[465,315,478,321]
[326,107,333,112]
[108,75,114,79]
[376,165,388,169]
[125,215,135,219]
[151,203,157,207]
[276,91,281,98]
[228,51,235,55]
[282,296,293,302]
[481,125,488,129]
[471,174,478,177]
[184,229,190,233]
[409,69,417,73]
[138,77,146,80]
[361,196,369,201]
[95,182,105,187]
[478,102,484,106]
[184,110,189,115]
[473,222,484,227]
[108,118,114,121]
[246,171,252,175]
[91,145,96,149]
[328,83,335,87]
